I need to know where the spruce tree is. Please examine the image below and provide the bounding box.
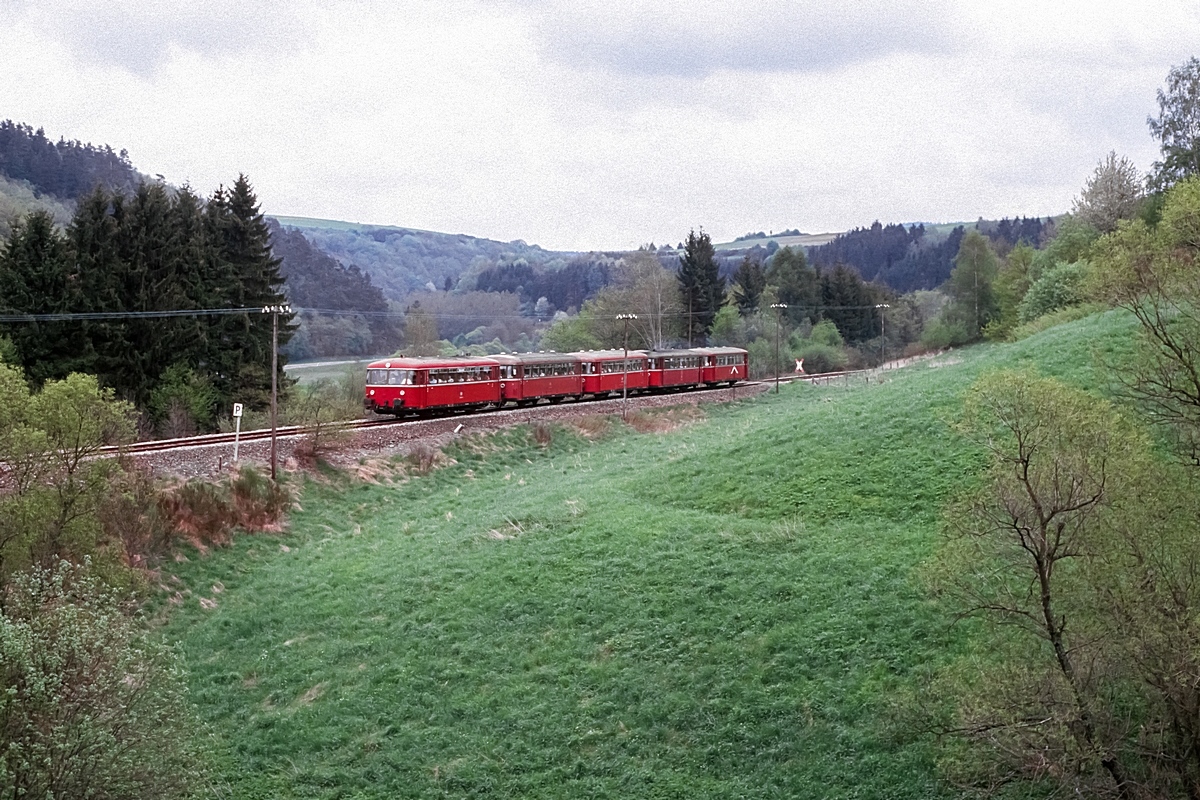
[731,256,766,316]
[0,211,88,383]
[766,246,819,324]
[107,182,175,407]
[208,175,294,410]
[677,228,725,345]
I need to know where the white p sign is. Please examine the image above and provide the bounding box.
[232,403,243,418]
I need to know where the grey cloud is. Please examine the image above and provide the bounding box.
[513,1,958,77]
[6,0,312,76]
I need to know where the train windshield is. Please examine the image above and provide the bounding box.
[366,368,388,385]
[388,369,415,385]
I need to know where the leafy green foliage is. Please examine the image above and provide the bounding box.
[0,363,136,580]
[730,255,766,314]
[0,560,206,799]
[1089,175,1200,460]
[945,230,1000,340]
[929,367,1200,797]
[148,363,221,438]
[1017,259,1089,323]
[538,310,602,352]
[1148,57,1200,191]
[765,246,818,323]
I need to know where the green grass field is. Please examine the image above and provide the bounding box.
[285,358,378,387]
[162,311,1141,798]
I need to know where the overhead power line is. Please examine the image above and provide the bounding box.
[0,307,271,323]
[0,302,892,324]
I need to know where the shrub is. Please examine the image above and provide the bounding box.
[920,317,972,350]
[0,560,207,799]
[147,363,220,436]
[230,466,292,530]
[532,422,554,447]
[794,342,848,374]
[407,444,442,475]
[158,467,291,549]
[1018,259,1089,323]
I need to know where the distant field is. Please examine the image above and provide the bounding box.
[271,215,429,234]
[285,357,378,386]
[163,311,1139,798]
[714,232,842,250]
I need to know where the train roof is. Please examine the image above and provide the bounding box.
[366,355,499,369]
[645,349,705,358]
[691,346,748,356]
[488,352,583,366]
[569,349,649,360]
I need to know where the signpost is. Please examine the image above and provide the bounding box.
[232,402,243,463]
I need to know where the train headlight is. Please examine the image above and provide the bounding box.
[369,389,375,396]
[399,390,405,396]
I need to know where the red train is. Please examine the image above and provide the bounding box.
[364,347,748,416]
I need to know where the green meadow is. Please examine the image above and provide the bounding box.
[162,311,1140,799]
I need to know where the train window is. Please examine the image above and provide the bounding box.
[388,369,414,385]
[367,369,388,385]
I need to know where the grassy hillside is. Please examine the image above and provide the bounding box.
[160,311,1139,798]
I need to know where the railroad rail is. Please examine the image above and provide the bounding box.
[106,382,768,456]
[107,365,914,458]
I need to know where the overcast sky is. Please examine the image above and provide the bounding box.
[1,1,1196,251]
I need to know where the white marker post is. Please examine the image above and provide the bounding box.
[232,403,243,463]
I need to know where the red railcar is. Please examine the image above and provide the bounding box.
[573,350,650,396]
[695,347,749,385]
[364,356,500,414]
[365,346,748,416]
[646,350,703,389]
[488,353,583,405]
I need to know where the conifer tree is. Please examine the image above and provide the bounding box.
[766,246,819,323]
[819,264,876,343]
[207,175,294,410]
[731,255,766,315]
[0,211,88,384]
[677,228,725,345]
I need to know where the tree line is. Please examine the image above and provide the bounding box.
[0,175,292,435]
[0,120,144,201]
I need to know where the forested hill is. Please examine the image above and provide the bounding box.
[272,216,576,301]
[807,216,1054,293]
[0,120,144,201]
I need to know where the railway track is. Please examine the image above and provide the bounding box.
[111,367,904,459]
[109,382,775,457]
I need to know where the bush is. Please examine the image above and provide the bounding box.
[158,467,291,549]
[0,560,207,799]
[1018,259,1089,323]
[230,466,291,530]
[794,342,848,374]
[920,317,972,350]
